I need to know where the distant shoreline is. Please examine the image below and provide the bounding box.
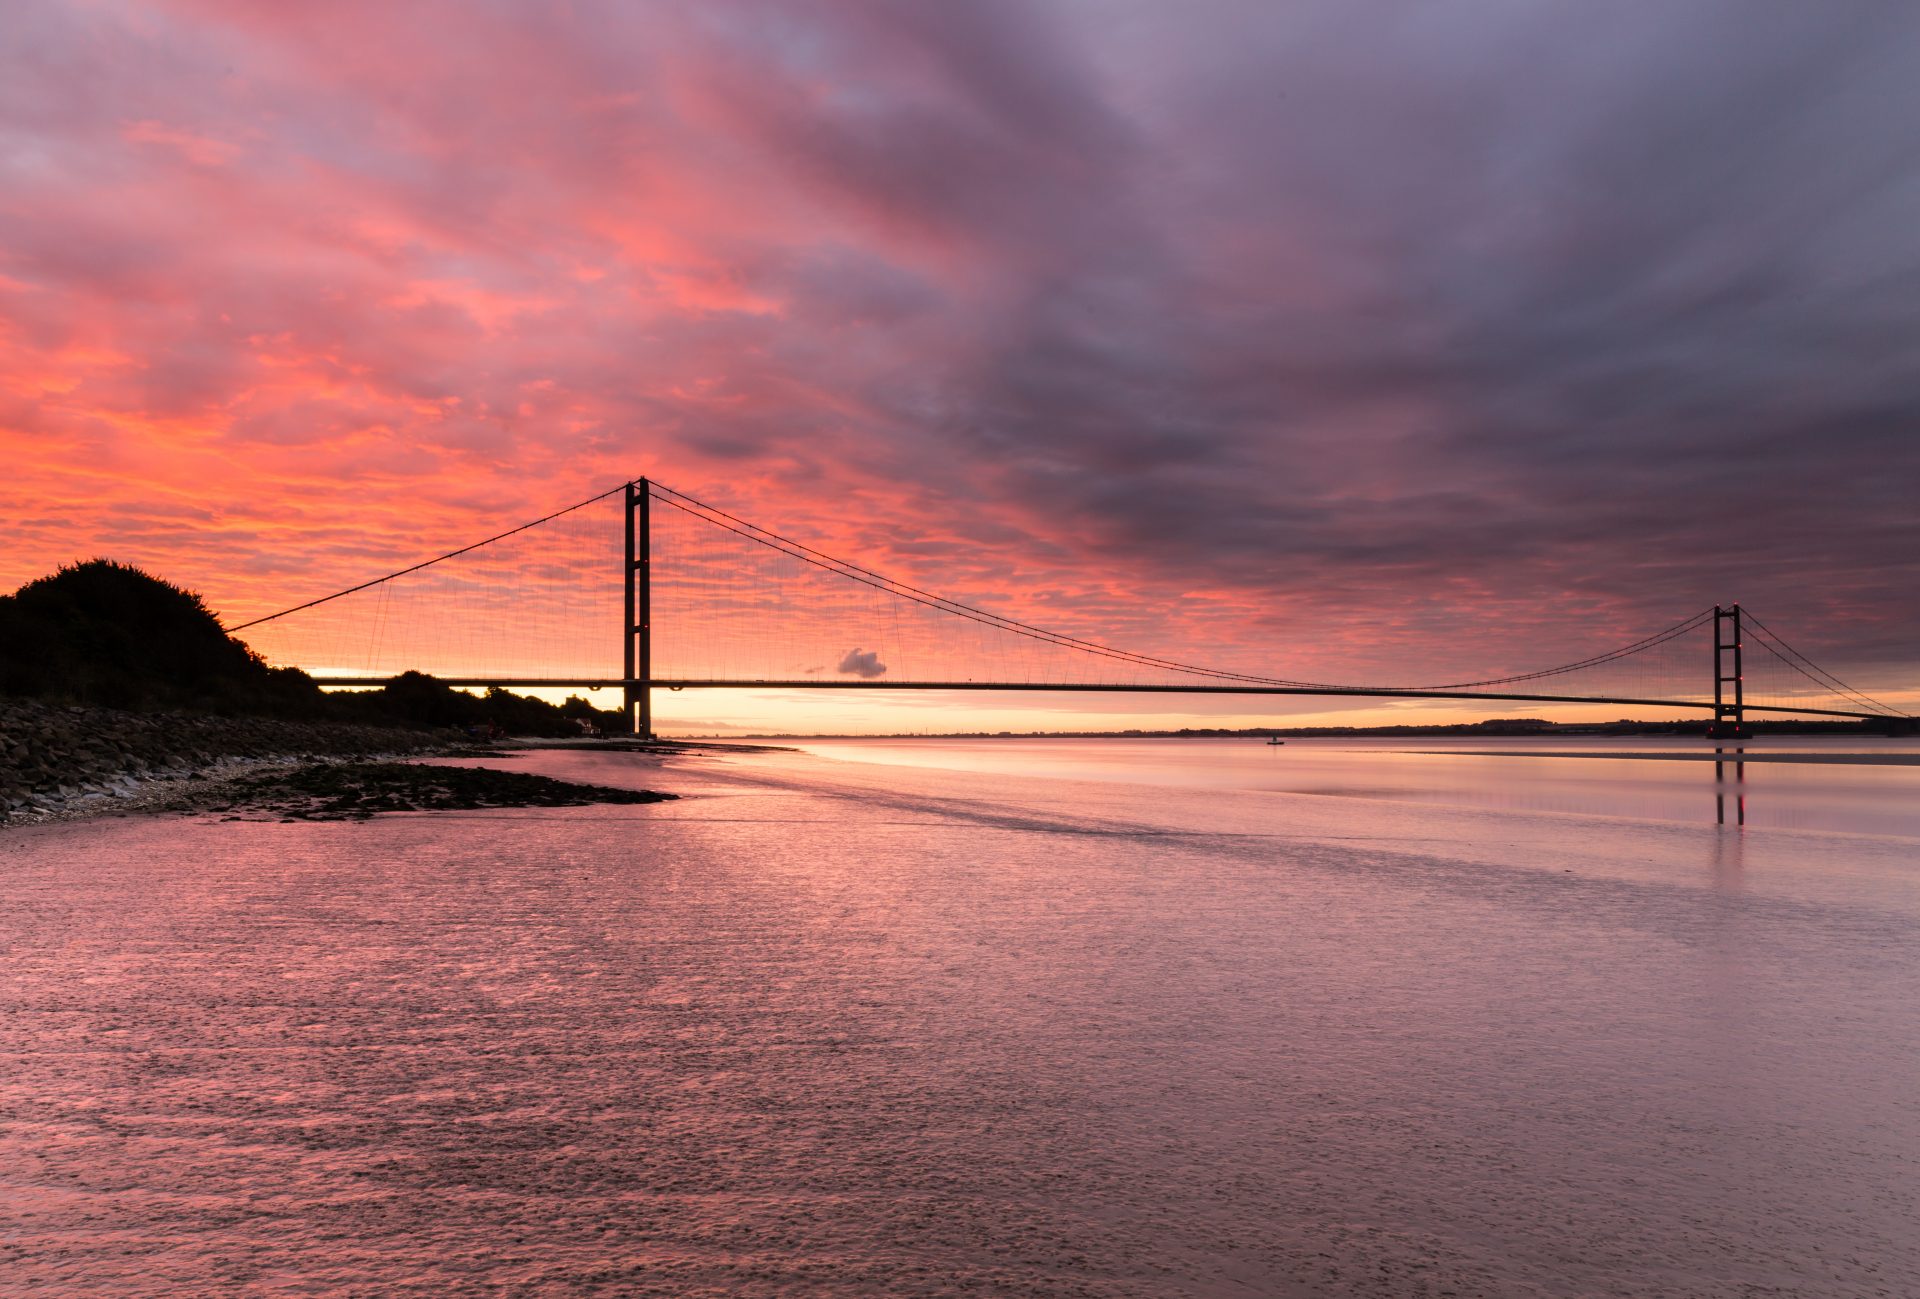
[1411,748,1920,766]
[694,721,1904,741]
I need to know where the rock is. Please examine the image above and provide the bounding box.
[0,696,456,824]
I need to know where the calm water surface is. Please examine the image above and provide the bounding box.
[2,737,1916,1296]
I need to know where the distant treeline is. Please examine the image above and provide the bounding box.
[0,560,626,737]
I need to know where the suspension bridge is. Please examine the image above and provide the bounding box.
[226,479,1912,737]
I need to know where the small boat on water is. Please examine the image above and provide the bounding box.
[1266,737,1286,746]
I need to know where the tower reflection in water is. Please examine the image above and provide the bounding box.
[1714,745,1747,826]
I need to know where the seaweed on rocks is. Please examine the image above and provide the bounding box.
[180,761,676,821]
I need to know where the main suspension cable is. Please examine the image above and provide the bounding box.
[651,481,1715,693]
[218,473,1879,711]
[1741,609,1906,717]
[223,483,630,633]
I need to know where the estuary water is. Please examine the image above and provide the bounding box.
[2,737,1917,1296]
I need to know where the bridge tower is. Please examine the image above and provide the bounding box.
[624,479,652,738]
[1710,604,1747,739]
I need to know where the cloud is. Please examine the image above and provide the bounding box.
[0,0,1916,704]
[836,648,887,679]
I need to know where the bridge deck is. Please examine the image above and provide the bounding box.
[302,677,1892,722]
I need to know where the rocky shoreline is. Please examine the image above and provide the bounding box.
[0,697,459,824]
[172,760,677,821]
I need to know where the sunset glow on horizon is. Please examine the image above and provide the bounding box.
[6,0,1918,731]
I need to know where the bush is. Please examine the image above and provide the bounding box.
[0,560,324,714]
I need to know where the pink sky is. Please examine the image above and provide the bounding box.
[4,0,1916,731]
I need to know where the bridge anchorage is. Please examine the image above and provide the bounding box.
[234,476,1910,737]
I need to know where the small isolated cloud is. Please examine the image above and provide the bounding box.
[836,648,887,678]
